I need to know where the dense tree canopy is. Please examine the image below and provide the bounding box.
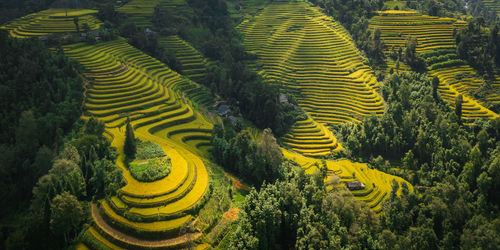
[0,30,83,214]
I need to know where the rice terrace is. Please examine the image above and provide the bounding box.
[0,0,499,249]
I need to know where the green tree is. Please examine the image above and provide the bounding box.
[124,119,136,160]
[432,76,440,99]
[455,94,463,123]
[85,117,105,135]
[73,17,79,33]
[31,145,53,177]
[49,192,84,243]
[409,225,438,250]
[58,144,81,165]
[16,110,39,157]
[32,159,86,212]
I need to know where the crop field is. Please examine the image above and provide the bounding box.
[0,9,102,38]
[158,35,209,83]
[370,11,499,121]
[282,115,342,157]
[238,2,384,126]
[283,149,413,214]
[482,0,500,15]
[118,0,192,28]
[62,38,216,248]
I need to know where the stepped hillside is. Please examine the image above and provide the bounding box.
[0,9,102,38]
[158,35,209,83]
[118,0,192,28]
[482,0,500,15]
[370,10,499,122]
[238,2,384,125]
[282,115,342,157]
[237,2,384,156]
[283,149,413,214]
[62,39,217,248]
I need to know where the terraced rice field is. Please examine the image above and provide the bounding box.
[158,35,209,83]
[118,0,192,28]
[0,9,102,38]
[62,38,215,248]
[482,0,500,15]
[238,2,384,126]
[370,10,499,121]
[283,149,413,214]
[282,115,341,156]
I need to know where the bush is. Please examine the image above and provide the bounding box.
[135,140,166,160]
[129,157,172,182]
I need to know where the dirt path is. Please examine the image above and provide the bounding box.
[91,203,201,248]
[225,173,250,191]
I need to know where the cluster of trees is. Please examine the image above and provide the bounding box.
[456,18,500,77]
[0,30,83,215]
[0,32,125,249]
[310,0,386,67]
[229,165,381,249]
[406,0,465,17]
[5,118,125,249]
[402,36,427,72]
[0,0,56,24]
[211,123,284,187]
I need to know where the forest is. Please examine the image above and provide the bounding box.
[0,0,499,249]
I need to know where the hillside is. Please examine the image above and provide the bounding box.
[61,38,215,248]
[238,2,384,125]
[237,2,385,156]
[1,9,102,38]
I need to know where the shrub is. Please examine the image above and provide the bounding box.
[135,140,166,160]
[129,157,172,182]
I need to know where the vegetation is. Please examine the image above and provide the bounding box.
[212,124,284,187]
[229,166,380,249]
[4,118,125,249]
[129,157,172,182]
[124,119,136,160]
[0,30,84,225]
[135,140,167,159]
[455,18,500,76]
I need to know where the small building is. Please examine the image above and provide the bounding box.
[80,32,87,38]
[345,181,365,191]
[217,105,230,116]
